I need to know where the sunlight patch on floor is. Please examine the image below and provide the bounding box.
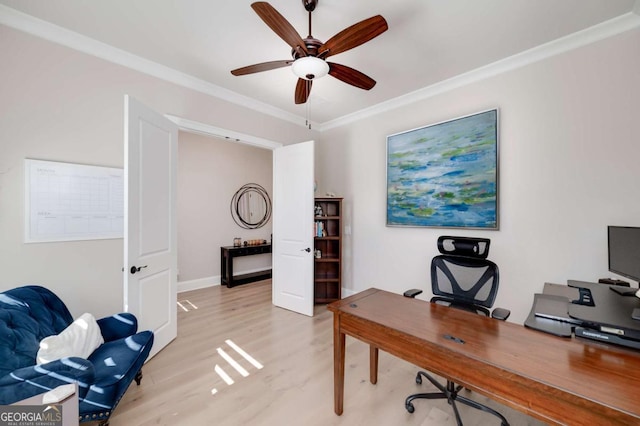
[177,299,198,312]
[211,339,263,396]
[217,348,249,377]
[226,339,263,369]
[214,364,234,385]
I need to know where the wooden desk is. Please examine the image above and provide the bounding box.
[328,288,640,425]
[220,244,271,287]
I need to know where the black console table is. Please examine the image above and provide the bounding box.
[220,244,272,288]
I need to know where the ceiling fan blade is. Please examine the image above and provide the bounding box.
[231,60,293,76]
[251,2,308,55]
[295,78,312,104]
[328,62,376,90]
[319,15,388,58]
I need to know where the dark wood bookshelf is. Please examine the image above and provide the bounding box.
[314,198,342,303]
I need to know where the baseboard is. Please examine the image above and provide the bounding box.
[179,272,343,296]
[178,267,272,293]
[178,276,220,293]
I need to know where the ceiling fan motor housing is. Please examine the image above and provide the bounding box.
[292,37,322,59]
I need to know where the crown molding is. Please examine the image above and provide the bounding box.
[0,4,307,129]
[1,4,639,133]
[318,11,640,132]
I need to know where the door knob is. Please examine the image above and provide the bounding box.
[302,247,311,252]
[130,265,148,274]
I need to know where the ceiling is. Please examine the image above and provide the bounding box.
[1,0,638,128]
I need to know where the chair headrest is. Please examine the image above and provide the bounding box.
[437,236,491,259]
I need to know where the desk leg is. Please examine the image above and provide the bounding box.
[333,313,345,415]
[370,345,378,385]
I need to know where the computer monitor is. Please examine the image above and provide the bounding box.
[608,226,640,283]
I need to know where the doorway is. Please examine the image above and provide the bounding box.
[176,131,274,290]
[166,115,316,317]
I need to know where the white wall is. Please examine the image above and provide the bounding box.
[316,28,640,323]
[177,132,272,290]
[3,20,639,325]
[0,25,316,318]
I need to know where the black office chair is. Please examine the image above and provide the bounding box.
[404,236,511,426]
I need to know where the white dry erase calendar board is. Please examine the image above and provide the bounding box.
[25,159,124,243]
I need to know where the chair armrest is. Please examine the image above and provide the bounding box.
[404,289,423,298]
[0,357,95,405]
[97,313,138,342]
[491,307,511,321]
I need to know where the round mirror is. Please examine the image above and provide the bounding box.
[231,183,272,229]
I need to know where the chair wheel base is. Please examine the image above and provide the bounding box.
[405,376,510,425]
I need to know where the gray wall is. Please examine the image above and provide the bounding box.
[315,28,640,323]
[177,132,273,289]
[2,22,639,324]
[0,25,313,318]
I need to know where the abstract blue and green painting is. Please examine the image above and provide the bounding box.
[386,109,498,229]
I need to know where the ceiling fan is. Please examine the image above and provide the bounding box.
[231,0,388,104]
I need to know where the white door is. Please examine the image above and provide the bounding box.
[272,141,315,316]
[124,95,178,358]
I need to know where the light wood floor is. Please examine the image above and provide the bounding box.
[107,281,547,425]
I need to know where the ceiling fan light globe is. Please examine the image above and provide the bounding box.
[292,56,329,80]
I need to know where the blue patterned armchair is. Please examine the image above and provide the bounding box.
[0,285,154,425]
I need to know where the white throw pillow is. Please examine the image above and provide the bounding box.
[36,313,104,365]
